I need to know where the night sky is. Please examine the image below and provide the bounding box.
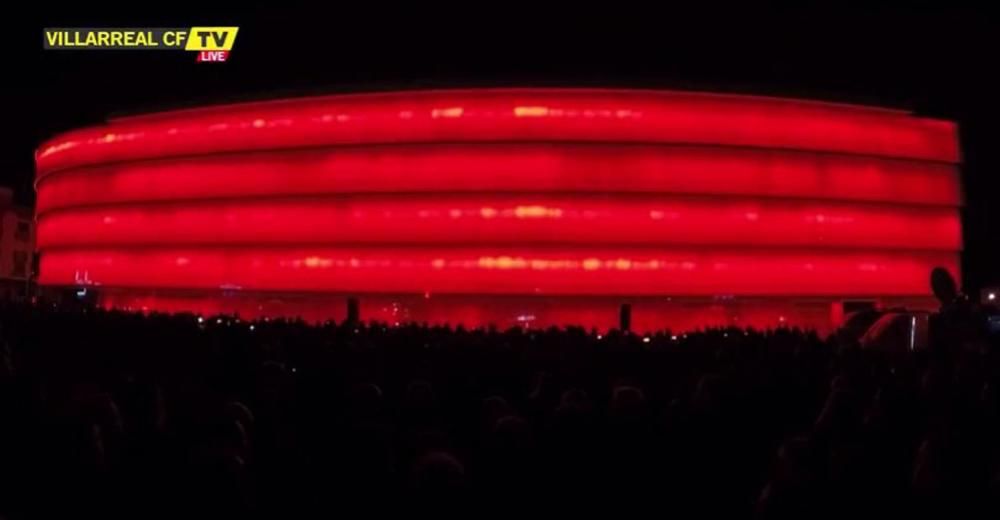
[4,6,998,292]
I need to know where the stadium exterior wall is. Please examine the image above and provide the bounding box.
[34,89,962,333]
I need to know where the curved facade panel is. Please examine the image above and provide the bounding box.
[42,248,955,295]
[35,88,962,332]
[35,145,961,212]
[38,196,960,250]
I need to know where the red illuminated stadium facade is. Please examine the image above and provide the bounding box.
[34,89,962,332]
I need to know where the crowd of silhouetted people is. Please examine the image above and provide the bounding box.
[0,299,999,518]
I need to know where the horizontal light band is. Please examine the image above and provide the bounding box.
[35,144,961,214]
[42,247,958,297]
[36,88,958,174]
[36,195,961,250]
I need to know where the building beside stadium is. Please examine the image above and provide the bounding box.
[0,187,35,299]
[34,89,961,332]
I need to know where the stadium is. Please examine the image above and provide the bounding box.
[34,88,962,332]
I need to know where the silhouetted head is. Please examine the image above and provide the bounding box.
[482,395,513,429]
[409,451,466,492]
[225,401,255,431]
[491,414,532,451]
[775,436,815,485]
[405,380,436,414]
[930,267,958,306]
[528,371,552,402]
[553,388,593,433]
[693,374,725,412]
[814,388,861,436]
[559,388,590,410]
[256,360,290,403]
[213,419,250,460]
[912,434,947,493]
[96,394,124,436]
[348,383,384,418]
[610,385,646,419]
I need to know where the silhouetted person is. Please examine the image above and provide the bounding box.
[0,299,997,516]
[929,266,988,358]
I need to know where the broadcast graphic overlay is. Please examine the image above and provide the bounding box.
[43,27,239,62]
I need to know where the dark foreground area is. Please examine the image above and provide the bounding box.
[0,303,999,517]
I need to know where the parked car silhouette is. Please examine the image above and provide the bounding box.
[859,310,930,352]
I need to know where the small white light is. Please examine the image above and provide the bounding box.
[671,335,678,340]
[197,316,204,324]
[723,333,728,338]
[990,292,996,301]
[291,367,297,373]
[249,325,255,331]
[596,334,603,340]
[909,316,916,351]
[216,318,222,324]
[642,336,651,343]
